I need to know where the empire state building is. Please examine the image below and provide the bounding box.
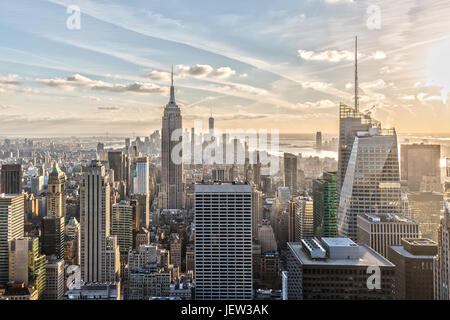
[160,68,183,209]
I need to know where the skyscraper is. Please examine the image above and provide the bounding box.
[80,160,118,283]
[286,238,395,300]
[9,237,46,299]
[401,144,441,192]
[294,197,314,240]
[338,127,401,241]
[134,157,149,195]
[108,151,125,183]
[312,172,338,238]
[195,183,253,300]
[161,68,183,209]
[337,103,380,193]
[0,194,24,284]
[388,238,437,300]
[0,164,22,194]
[42,215,65,260]
[434,199,450,300]
[357,213,419,258]
[315,132,322,149]
[46,162,66,218]
[112,201,134,259]
[284,153,297,195]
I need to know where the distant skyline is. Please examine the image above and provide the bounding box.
[0,0,450,135]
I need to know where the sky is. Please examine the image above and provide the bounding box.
[0,0,449,136]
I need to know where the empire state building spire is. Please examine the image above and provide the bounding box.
[169,65,176,105]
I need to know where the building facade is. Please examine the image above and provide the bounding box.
[194,183,253,300]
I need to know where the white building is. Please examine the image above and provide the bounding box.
[195,182,253,300]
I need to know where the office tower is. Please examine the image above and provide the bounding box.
[195,183,253,300]
[253,153,261,189]
[288,198,296,242]
[42,216,65,260]
[252,187,262,239]
[65,217,80,265]
[46,162,66,218]
[286,238,395,300]
[97,143,105,160]
[313,172,338,238]
[401,144,441,192]
[284,153,297,194]
[44,258,65,300]
[9,237,46,299]
[104,236,120,283]
[64,283,120,300]
[408,191,443,242]
[170,234,182,268]
[257,222,277,253]
[338,104,381,193]
[31,175,44,195]
[131,193,149,229]
[112,201,133,259]
[277,186,291,205]
[294,197,314,240]
[338,127,401,241]
[80,160,114,283]
[134,157,149,195]
[108,151,125,182]
[388,238,437,300]
[161,68,183,209]
[0,194,24,284]
[0,164,22,194]
[209,113,214,136]
[434,200,450,300]
[357,213,419,258]
[316,132,322,149]
[212,168,226,181]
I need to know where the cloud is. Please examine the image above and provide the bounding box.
[176,64,236,79]
[0,74,20,85]
[298,49,386,63]
[147,70,172,82]
[37,74,167,94]
[97,106,121,111]
[300,81,332,90]
[298,49,354,63]
[212,67,236,79]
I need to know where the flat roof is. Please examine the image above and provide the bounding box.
[390,246,436,259]
[288,242,394,267]
[195,183,252,193]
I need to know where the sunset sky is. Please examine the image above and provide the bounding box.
[0,0,449,136]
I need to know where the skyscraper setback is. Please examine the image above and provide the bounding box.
[160,68,183,209]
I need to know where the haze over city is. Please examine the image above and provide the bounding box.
[1,0,450,135]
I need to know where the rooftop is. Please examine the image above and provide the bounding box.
[195,182,252,193]
[288,242,394,267]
